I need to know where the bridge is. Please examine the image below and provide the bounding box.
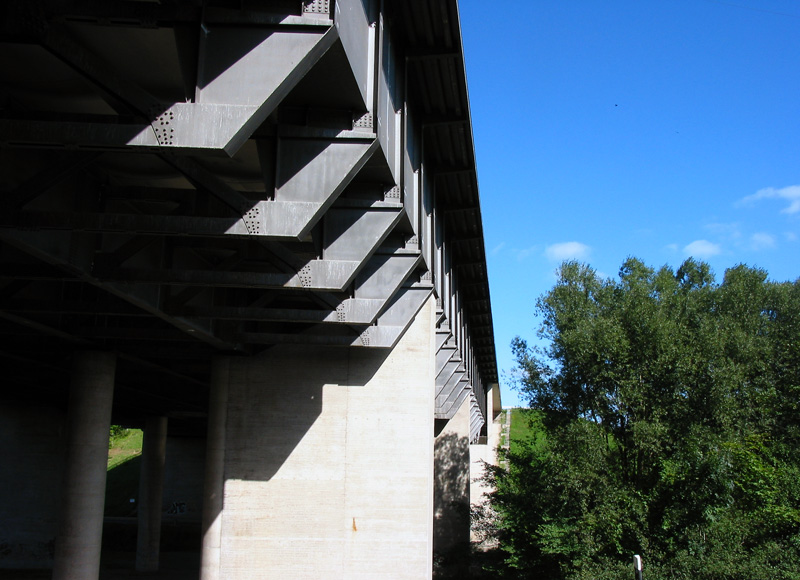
[0,1,499,578]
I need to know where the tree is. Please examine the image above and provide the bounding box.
[490,258,800,580]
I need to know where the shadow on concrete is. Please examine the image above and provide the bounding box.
[433,427,471,580]
[222,344,389,483]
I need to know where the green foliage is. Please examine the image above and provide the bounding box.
[109,424,126,438]
[492,258,800,579]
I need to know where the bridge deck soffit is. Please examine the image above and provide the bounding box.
[0,0,497,428]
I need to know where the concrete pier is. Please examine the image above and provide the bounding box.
[52,352,117,580]
[136,416,168,572]
[214,297,436,579]
[200,358,230,580]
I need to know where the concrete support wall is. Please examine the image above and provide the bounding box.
[53,351,117,580]
[433,397,472,578]
[136,416,168,572]
[213,297,436,580]
[0,405,65,569]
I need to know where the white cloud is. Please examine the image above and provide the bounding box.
[750,232,776,250]
[545,241,591,262]
[785,232,798,242]
[683,239,722,258]
[738,185,800,214]
[491,242,506,256]
[665,243,679,253]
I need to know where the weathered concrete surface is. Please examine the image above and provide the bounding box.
[0,405,65,569]
[206,297,436,580]
[53,351,117,580]
[433,397,472,579]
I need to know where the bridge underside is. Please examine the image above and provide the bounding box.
[0,0,498,578]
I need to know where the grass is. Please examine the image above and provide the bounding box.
[105,428,143,517]
[108,428,143,470]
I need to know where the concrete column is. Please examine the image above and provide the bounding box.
[201,357,230,580]
[136,415,168,572]
[433,396,472,579]
[52,351,117,580]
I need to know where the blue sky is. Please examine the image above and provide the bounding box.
[458,0,800,407]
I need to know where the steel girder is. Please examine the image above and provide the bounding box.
[432,232,488,434]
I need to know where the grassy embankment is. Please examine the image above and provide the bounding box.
[508,408,546,453]
[108,427,142,469]
[106,428,143,517]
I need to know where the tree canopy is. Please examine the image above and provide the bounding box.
[489,258,800,580]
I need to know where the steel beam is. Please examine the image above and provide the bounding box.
[234,283,432,349]
[0,208,393,243]
[1,17,341,155]
[0,229,241,351]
